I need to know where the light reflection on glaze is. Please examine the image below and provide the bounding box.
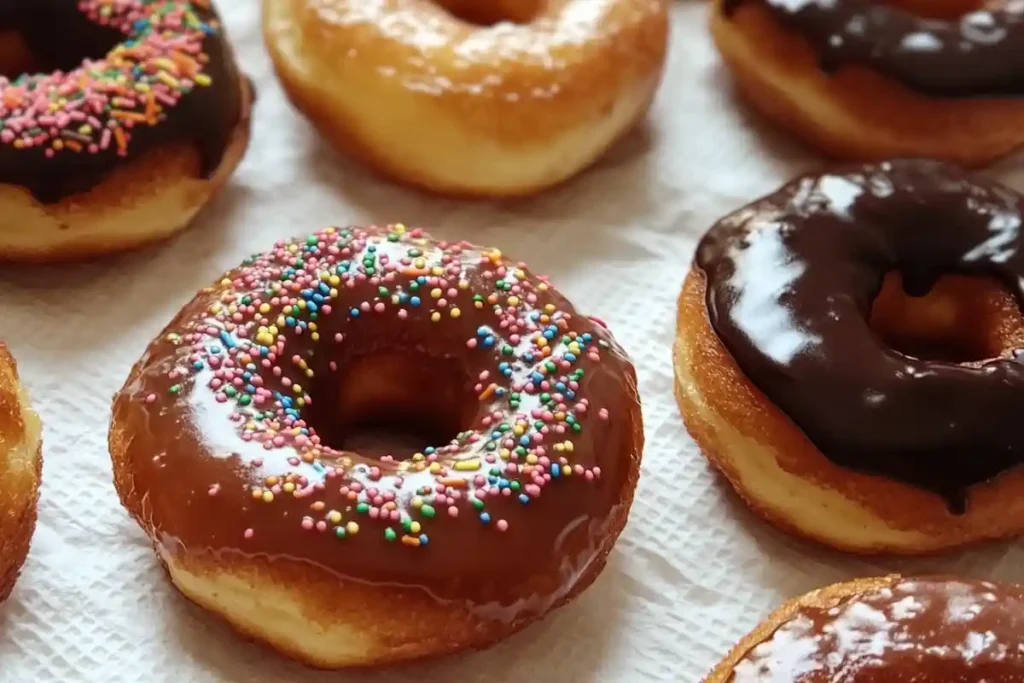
[695,159,1024,511]
[731,578,1024,681]
[723,0,1024,96]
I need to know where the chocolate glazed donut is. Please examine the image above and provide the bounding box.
[710,0,1024,165]
[722,0,1024,96]
[675,159,1024,553]
[705,575,1024,681]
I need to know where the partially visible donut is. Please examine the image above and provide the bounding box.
[0,1,252,262]
[262,0,668,197]
[675,158,1024,554]
[0,343,43,603]
[710,0,1024,166]
[109,224,643,667]
[705,575,1024,681]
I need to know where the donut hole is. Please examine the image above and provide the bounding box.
[0,14,123,80]
[432,0,543,25]
[306,351,476,460]
[869,271,1024,363]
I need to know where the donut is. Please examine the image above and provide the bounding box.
[674,158,1024,554]
[0,0,253,262]
[705,575,1024,681]
[262,0,669,197]
[710,0,1024,167]
[0,343,43,603]
[109,224,643,666]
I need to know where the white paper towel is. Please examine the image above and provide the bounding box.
[3,2,1024,682]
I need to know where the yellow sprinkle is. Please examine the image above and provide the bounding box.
[538,283,549,291]
[555,411,566,421]
[429,462,442,474]
[454,460,480,471]
[458,280,470,289]
[410,521,422,534]
[513,425,525,436]
[431,266,443,276]
[327,511,342,524]
[431,312,441,322]
[508,296,520,306]
[394,223,406,232]
[450,308,461,318]
[414,258,426,269]
[499,448,511,460]
[259,303,271,314]
[220,278,232,286]
[329,276,340,286]
[262,491,274,503]
[563,441,574,452]
[430,288,442,298]
[411,452,425,462]
[526,454,539,465]
[544,304,556,313]
[293,385,303,394]
[411,496,424,508]
[562,464,572,477]
[346,521,360,535]
[311,333,320,342]
[195,73,212,86]
[283,482,295,493]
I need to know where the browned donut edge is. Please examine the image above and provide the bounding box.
[0,344,42,604]
[674,267,1024,554]
[0,76,253,264]
[702,575,902,682]
[709,0,1024,167]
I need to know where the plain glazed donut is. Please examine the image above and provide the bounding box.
[705,575,1024,681]
[675,158,1024,554]
[109,225,643,667]
[0,0,252,262]
[710,0,1024,167]
[0,343,42,604]
[262,0,668,197]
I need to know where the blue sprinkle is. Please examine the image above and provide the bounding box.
[543,330,555,340]
[565,353,577,362]
[551,466,560,478]
[410,296,421,307]
[209,346,222,355]
[350,308,360,317]
[245,384,256,394]
[519,494,530,504]
[192,361,203,370]
[285,316,297,327]
[479,512,491,524]
[477,326,490,337]
[519,436,530,446]
[482,336,495,348]
[218,330,236,348]
[419,534,429,545]
[307,302,319,313]
[487,476,499,485]
[531,372,544,384]
[318,283,331,295]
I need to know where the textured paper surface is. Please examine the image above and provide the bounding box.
[3,3,1024,682]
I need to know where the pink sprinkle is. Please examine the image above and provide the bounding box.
[496,519,509,532]
[448,506,459,518]
[243,528,254,539]
[301,518,314,530]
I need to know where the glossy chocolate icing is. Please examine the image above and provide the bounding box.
[696,159,1024,511]
[0,1,244,203]
[721,0,1024,97]
[111,226,642,616]
[731,577,1024,681]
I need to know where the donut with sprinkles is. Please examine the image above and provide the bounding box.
[109,225,643,667]
[0,0,251,261]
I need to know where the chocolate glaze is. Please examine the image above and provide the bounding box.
[721,0,1024,97]
[731,577,1024,681]
[695,159,1024,511]
[0,1,245,204]
[111,226,642,618]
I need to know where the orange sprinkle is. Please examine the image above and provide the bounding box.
[113,126,127,153]
[401,535,421,547]
[478,383,497,401]
[437,478,468,488]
